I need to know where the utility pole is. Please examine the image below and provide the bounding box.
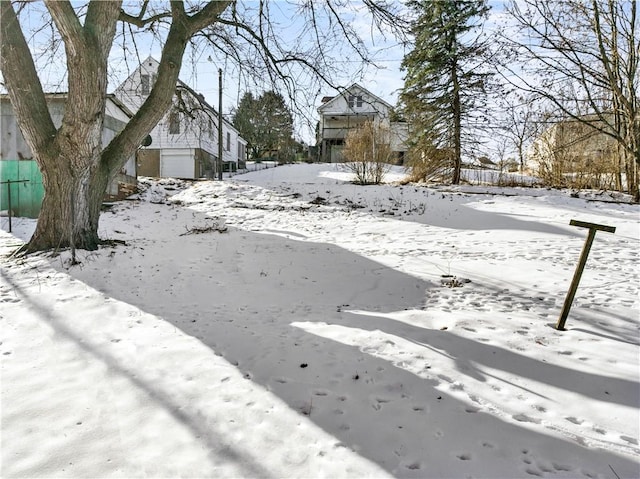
[218,68,223,181]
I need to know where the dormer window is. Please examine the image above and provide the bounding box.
[348,95,363,108]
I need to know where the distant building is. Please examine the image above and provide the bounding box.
[113,57,247,179]
[527,116,620,188]
[317,84,408,163]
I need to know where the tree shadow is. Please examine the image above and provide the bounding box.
[567,306,640,346]
[0,267,272,479]
[49,200,639,478]
[388,194,578,236]
[334,310,639,409]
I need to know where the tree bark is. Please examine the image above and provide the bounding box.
[452,64,462,185]
[26,150,108,252]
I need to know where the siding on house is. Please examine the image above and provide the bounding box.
[527,119,618,172]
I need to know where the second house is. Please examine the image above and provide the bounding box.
[114,56,247,179]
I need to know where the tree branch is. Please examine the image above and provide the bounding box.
[43,0,84,58]
[187,0,232,34]
[86,1,123,55]
[119,8,172,28]
[0,1,57,159]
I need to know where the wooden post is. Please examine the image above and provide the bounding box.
[556,220,616,330]
[1,179,29,233]
[7,179,12,233]
[218,68,223,181]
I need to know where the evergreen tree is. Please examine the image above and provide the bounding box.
[232,92,258,157]
[232,90,294,161]
[400,0,490,184]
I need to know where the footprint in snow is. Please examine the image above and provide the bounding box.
[525,467,543,476]
[565,416,583,425]
[552,463,573,472]
[620,435,639,445]
[513,414,541,424]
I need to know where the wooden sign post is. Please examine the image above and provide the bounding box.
[555,220,616,330]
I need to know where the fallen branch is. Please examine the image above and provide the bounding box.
[179,223,228,236]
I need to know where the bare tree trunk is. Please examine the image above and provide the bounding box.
[630,149,640,202]
[451,65,462,185]
[27,151,108,252]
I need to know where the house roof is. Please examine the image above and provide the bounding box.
[317,83,393,112]
[0,92,134,118]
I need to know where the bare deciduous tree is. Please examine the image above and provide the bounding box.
[500,0,639,199]
[494,92,543,173]
[0,0,407,253]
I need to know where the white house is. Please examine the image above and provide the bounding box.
[526,116,623,189]
[317,84,408,163]
[113,57,247,179]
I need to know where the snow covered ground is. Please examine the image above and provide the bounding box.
[1,163,639,478]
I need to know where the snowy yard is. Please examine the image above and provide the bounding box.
[1,163,639,478]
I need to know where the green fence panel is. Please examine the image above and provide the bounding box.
[0,160,45,218]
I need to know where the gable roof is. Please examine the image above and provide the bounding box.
[318,83,393,112]
[114,56,241,135]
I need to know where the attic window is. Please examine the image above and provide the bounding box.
[348,95,363,108]
[141,74,150,95]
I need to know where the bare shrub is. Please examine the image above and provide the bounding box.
[342,121,393,185]
[405,142,455,183]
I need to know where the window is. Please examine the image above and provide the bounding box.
[226,131,231,151]
[237,142,246,161]
[169,112,180,134]
[348,95,363,108]
[141,74,150,95]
